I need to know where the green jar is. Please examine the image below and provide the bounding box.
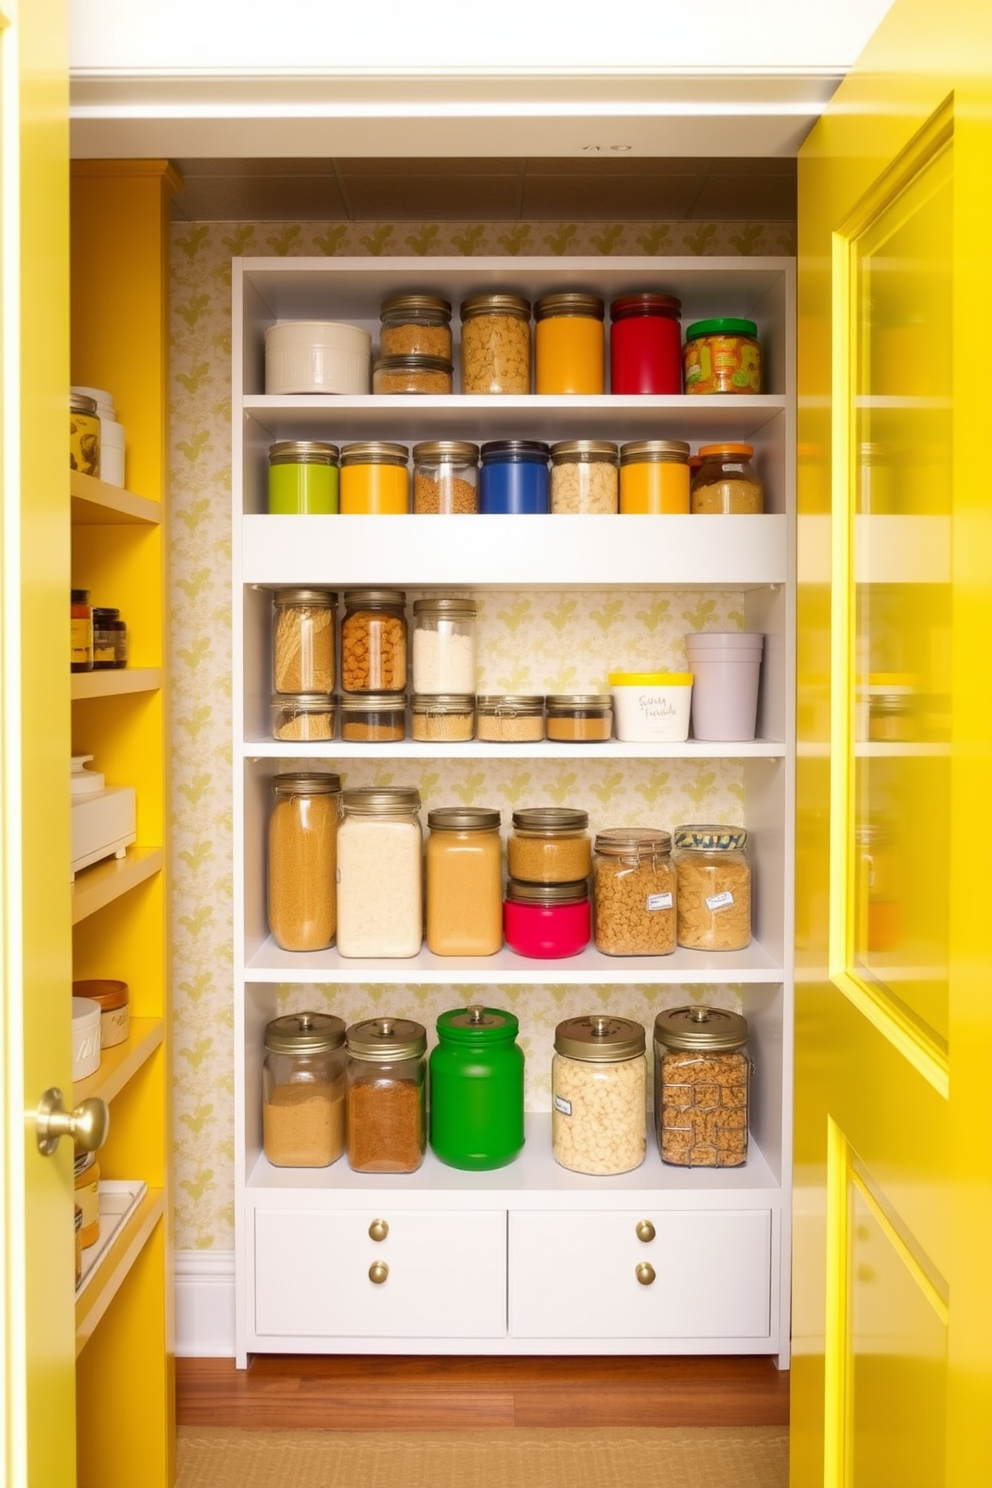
[429,1004,524,1171]
[268,440,339,514]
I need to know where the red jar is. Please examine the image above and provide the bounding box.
[609,294,682,394]
[503,879,590,959]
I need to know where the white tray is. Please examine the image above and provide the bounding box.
[76,1178,148,1296]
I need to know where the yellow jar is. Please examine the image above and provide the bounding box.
[619,440,691,513]
[534,293,605,394]
[339,441,409,514]
[426,807,503,956]
[74,1151,101,1249]
[70,393,100,477]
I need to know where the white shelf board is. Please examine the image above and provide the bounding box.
[245,738,788,762]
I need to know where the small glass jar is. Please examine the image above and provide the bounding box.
[71,589,93,672]
[683,318,762,395]
[691,443,764,513]
[74,1151,101,1248]
[503,879,590,958]
[459,293,532,394]
[412,440,479,514]
[426,807,503,956]
[266,772,341,952]
[340,588,407,693]
[380,293,452,359]
[593,829,676,955]
[552,1015,647,1175]
[507,807,591,883]
[336,786,423,958]
[410,693,475,742]
[609,293,683,394]
[339,441,409,514]
[70,392,100,476]
[475,694,544,743]
[545,694,613,742]
[672,824,751,951]
[855,819,901,953]
[549,441,619,514]
[92,607,120,670]
[72,977,130,1048]
[111,613,128,667]
[653,1005,751,1167]
[534,292,605,394]
[412,596,477,694]
[372,354,453,394]
[272,587,336,694]
[479,441,550,514]
[619,440,691,514]
[262,1011,347,1168]
[429,1005,524,1169]
[339,692,406,742]
[270,692,337,742]
[267,440,339,514]
[346,1016,427,1173]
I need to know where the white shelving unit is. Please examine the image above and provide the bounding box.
[232,256,796,1368]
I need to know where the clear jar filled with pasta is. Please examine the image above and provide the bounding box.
[593,828,676,955]
[552,1015,647,1175]
[267,772,341,952]
[340,588,407,694]
[653,1005,751,1167]
[272,587,336,694]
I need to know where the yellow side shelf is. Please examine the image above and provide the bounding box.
[71,846,164,925]
[73,1018,164,1107]
[75,1187,165,1357]
[70,667,162,701]
[70,470,161,526]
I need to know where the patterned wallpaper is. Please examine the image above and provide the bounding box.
[168,218,795,1251]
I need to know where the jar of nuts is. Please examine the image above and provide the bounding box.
[652,1005,751,1167]
[672,825,751,951]
[412,441,479,514]
[340,588,407,694]
[459,293,532,394]
[549,440,619,514]
[380,293,452,359]
[593,828,676,955]
[552,1014,646,1175]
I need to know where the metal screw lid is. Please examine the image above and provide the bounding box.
[412,441,480,463]
[410,694,475,712]
[372,354,453,373]
[505,878,589,905]
[339,442,409,467]
[427,806,501,832]
[270,693,337,710]
[511,807,589,834]
[534,292,604,320]
[475,695,544,714]
[460,293,531,319]
[339,785,421,814]
[609,292,681,318]
[555,1014,646,1061]
[619,439,691,464]
[342,588,406,609]
[653,1005,748,1052]
[268,440,340,464]
[272,587,337,606]
[545,694,612,709]
[380,293,452,320]
[265,1010,346,1055]
[70,393,98,415]
[271,771,342,796]
[345,1016,427,1060]
[549,440,618,463]
[412,596,477,617]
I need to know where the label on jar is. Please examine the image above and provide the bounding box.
[706,890,735,911]
[646,892,673,911]
[554,1093,573,1116]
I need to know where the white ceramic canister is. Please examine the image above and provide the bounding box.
[264,320,372,395]
[72,996,102,1079]
[98,418,126,486]
[684,632,764,741]
[608,670,693,742]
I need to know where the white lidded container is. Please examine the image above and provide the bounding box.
[72,996,102,1079]
[609,670,693,742]
[336,786,423,958]
[72,387,125,486]
[264,320,372,395]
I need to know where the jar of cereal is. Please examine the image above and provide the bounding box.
[653,1005,751,1167]
[549,440,619,514]
[459,293,531,394]
[672,825,751,951]
[593,828,676,955]
[552,1014,646,1174]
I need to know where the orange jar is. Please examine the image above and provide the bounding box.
[339,442,409,514]
[534,293,605,394]
[619,440,690,513]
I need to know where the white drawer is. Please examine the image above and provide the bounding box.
[253,1207,507,1338]
[509,1208,772,1340]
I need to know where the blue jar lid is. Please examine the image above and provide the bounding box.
[480,440,550,463]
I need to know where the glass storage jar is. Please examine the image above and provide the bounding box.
[70,589,93,672]
[855,819,901,953]
[412,440,479,514]
[412,596,477,694]
[262,1011,347,1168]
[345,1016,427,1173]
[372,354,453,394]
[426,807,503,956]
[91,607,120,670]
[380,293,452,359]
[653,1005,751,1167]
[339,441,410,514]
[478,440,550,514]
[410,693,475,742]
[672,824,751,951]
[340,588,407,694]
[619,439,691,513]
[534,292,605,394]
[338,692,406,742]
[690,443,764,513]
[267,439,339,514]
[74,1151,101,1247]
[336,786,423,958]
[272,587,336,694]
[507,807,591,883]
[270,691,337,742]
[609,292,683,394]
[593,828,676,955]
[475,694,544,742]
[549,440,619,514]
[683,317,762,394]
[267,772,341,952]
[503,879,590,959]
[545,694,613,742]
[459,293,531,393]
[429,1005,525,1169]
[552,1014,647,1175]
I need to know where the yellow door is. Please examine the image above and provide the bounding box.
[0,2,75,1485]
[793,0,992,1483]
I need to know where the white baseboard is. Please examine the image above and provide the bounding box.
[175,1250,236,1357]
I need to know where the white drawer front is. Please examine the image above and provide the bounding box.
[509,1209,772,1340]
[253,1207,507,1338]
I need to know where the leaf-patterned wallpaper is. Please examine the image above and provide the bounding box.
[168,218,795,1251]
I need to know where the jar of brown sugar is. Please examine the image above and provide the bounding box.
[262,1011,347,1168]
[545,694,613,742]
[338,692,406,742]
[672,825,751,951]
[272,588,337,694]
[346,1017,427,1173]
[340,588,407,693]
[653,1005,751,1167]
[372,354,453,394]
[267,772,341,951]
[507,807,591,884]
[380,293,452,359]
[475,694,544,743]
[593,828,676,955]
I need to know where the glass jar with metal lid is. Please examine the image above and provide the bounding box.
[593,828,676,955]
[74,1150,101,1247]
[690,443,764,513]
[426,807,503,956]
[412,596,477,694]
[336,786,423,958]
[507,807,591,883]
[478,440,550,514]
[262,1011,347,1168]
[534,292,605,394]
[272,587,336,694]
[503,879,590,958]
[338,692,406,742]
[345,1016,427,1173]
[267,772,341,952]
[380,293,452,359]
[459,292,532,393]
[609,292,683,393]
[475,694,544,743]
[372,354,453,394]
[429,1004,524,1169]
[412,440,479,514]
[855,818,901,953]
[267,440,339,514]
[339,441,410,514]
[92,607,121,670]
[410,693,474,743]
[549,440,619,514]
[653,1005,751,1167]
[340,588,407,694]
[552,1014,647,1174]
[70,392,100,476]
[545,694,613,742]
[270,691,337,742]
[683,317,762,395]
[672,824,751,951]
[619,439,691,514]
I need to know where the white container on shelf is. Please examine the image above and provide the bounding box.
[685,632,764,741]
[72,996,102,1079]
[98,417,126,486]
[264,320,371,395]
[609,670,693,742]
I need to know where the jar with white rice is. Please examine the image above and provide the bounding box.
[336,786,423,958]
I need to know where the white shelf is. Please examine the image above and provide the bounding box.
[245,737,788,761]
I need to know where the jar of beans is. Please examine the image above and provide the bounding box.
[459,293,531,394]
[507,807,591,883]
[552,1014,647,1175]
[345,1017,427,1173]
[340,588,407,694]
[653,1005,751,1167]
[262,1012,347,1168]
[593,828,676,955]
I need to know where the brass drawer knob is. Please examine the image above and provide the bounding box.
[368,1260,389,1285]
[368,1218,389,1242]
[635,1262,656,1287]
[635,1219,656,1243]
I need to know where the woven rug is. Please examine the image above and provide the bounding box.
[176,1424,789,1487]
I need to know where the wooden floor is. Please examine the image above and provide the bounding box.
[176,1354,790,1431]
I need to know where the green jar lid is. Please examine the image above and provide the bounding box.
[435,1004,519,1043]
[685,317,758,340]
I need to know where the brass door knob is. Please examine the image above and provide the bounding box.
[635,1219,656,1243]
[635,1262,656,1287]
[35,1087,109,1157]
[368,1218,389,1242]
[368,1260,389,1285]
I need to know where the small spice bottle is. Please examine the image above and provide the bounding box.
[380,293,452,359]
[412,440,479,514]
[72,977,130,1048]
[339,441,410,515]
[507,807,591,883]
[266,772,341,952]
[426,807,503,956]
[683,318,762,395]
[412,596,477,695]
[70,589,94,672]
[545,694,613,742]
[92,607,120,669]
[372,354,453,394]
[593,828,676,956]
[262,1011,347,1168]
[345,1017,427,1173]
[672,825,751,951]
[534,292,605,394]
[475,694,544,743]
[653,1005,751,1167]
[503,879,590,959]
[549,440,619,514]
[619,440,691,514]
[459,293,532,394]
[478,441,550,514]
[609,293,683,394]
[410,693,474,742]
[339,692,406,743]
[111,612,128,667]
[855,819,901,953]
[336,786,423,958]
[267,440,339,514]
[272,588,336,694]
[70,392,100,476]
[270,692,337,742]
[691,443,764,513]
[429,1005,525,1170]
[340,588,407,694]
[552,1015,646,1175]
[74,1150,101,1248]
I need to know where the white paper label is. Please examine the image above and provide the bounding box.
[706,890,735,911]
[646,892,674,911]
[554,1094,572,1116]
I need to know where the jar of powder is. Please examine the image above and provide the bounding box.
[336,787,423,958]
[266,772,341,952]
[346,1017,427,1173]
[262,1011,346,1168]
